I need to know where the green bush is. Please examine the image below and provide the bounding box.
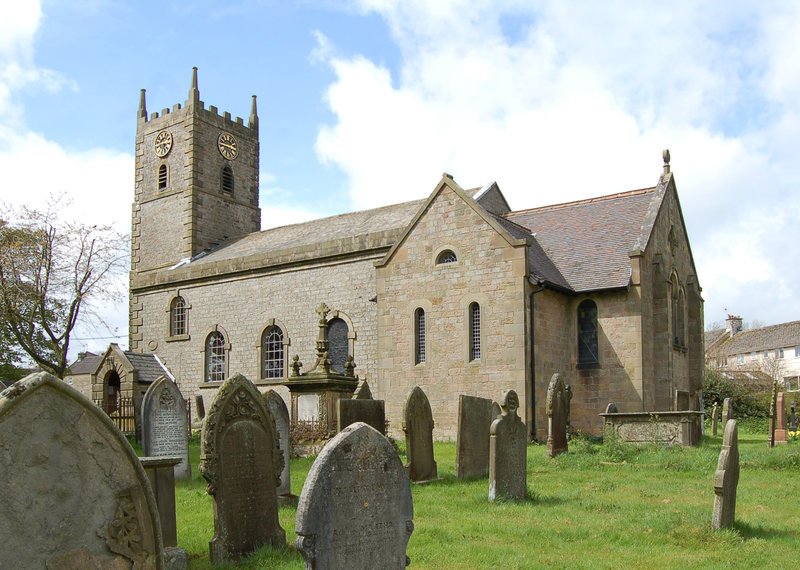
[703,366,770,418]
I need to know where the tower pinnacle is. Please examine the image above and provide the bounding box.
[138,89,147,120]
[249,95,258,129]
[188,67,200,106]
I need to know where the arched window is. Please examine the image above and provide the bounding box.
[221,165,234,194]
[205,331,226,382]
[261,325,284,379]
[469,302,481,361]
[436,250,457,264]
[158,164,168,190]
[415,308,426,364]
[577,300,598,366]
[169,296,187,336]
[327,317,349,374]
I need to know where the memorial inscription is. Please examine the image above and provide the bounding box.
[142,376,191,479]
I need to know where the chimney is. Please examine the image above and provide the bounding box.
[726,315,743,337]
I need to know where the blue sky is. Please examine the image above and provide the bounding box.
[2,1,799,358]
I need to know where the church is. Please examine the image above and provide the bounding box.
[123,69,704,441]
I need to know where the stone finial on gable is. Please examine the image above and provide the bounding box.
[662,149,671,174]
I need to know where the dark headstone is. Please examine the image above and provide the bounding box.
[711,402,719,436]
[352,379,372,399]
[721,398,733,425]
[456,395,494,478]
[546,373,568,457]
[295,422,414,569]
[200,374,285,564]
[264,389,296,502]
[142,376,191,480]
[403,386,438,482]
[338,398,386,434]
[489,390,527,501]
[0,372,163,568]
[712,419,740,530]
[790,401,797,431]
[195,394,206,420]
[605,402,618,414]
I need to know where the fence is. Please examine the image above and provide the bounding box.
[93,397,136,435]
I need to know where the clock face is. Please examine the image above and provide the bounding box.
[154,130,173,157]
[218,132,238,160]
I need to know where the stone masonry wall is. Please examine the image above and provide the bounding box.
[376,183,528,441]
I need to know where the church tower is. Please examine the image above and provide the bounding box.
[131,67,261,274]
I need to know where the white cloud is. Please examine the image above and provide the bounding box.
[316,1,800,327]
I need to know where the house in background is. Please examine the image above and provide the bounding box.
[706,315,800,391]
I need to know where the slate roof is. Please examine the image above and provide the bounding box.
[125,352,170,384]
[706,321,800,356]
[503,188,656,292]
[66,352,101,375]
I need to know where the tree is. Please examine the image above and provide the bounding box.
[0,201,128,378]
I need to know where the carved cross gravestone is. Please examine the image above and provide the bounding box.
[711,402,719,436]
[142,375,191,480]
[295,422,414,569]
[200,374,285,564]
[403,386,438,483]
[546,373,568,458]
[0,372,163,568]
[456,395,495,478]
[264,389,297,503]
[712,419,740,530]
[489,390,527,501]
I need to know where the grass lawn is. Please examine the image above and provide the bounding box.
[173,423,800,569]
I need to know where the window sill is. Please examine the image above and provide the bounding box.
[165,334,190,343]
[256,378,286,386]
[199,381,224,390]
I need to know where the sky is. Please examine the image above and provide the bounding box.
[1,0,799,360]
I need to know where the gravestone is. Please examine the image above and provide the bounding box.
[338,397,386,434]
[142,376,191,480]
[565,383,573,432]
[674,390,690,411]
[264,389,297,503]
[0,372,163,568]
[489,390,527,501]
[546,373,568,457]
[768,380,777,448]
[492,401,502,421]
[200,374,285,564]
[295,422,414,569]
[790,401,797,431]
[403,386,438,482]
[712,419,740,530]
[141,456,183,550]
[721,398,733,425]
[352,378,372,399]
[775,391,788,444]
[711,402,719,436]
[456,395,495,478]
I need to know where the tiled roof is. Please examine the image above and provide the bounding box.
[188,199,425,266]
[67,352,101,375]
[503,188,656,292]
[706,321,800,356]
[125,352,171,384]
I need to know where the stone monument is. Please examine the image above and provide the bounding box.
[489,390,527,501]
[768,380,777,448]
[456,394,495,478]
[790,401,797,431]
[546,373,568,457]
[142,375,191,480]
[403,386,438,483]
[712,419,740,530]
[352,378,372,399]
[0,372,164,568]
[295,422,414,569]
[200,374,285,563]
[711,402,719,436]
[721,397,733,425]
[775,390,788,444]
[264,389,297,504]
[338,397,386,434]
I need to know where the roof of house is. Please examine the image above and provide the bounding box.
[176,179,663,294]
[125,352,171,384]
[503,188,657,292]
[66,352,102,375]
[706,321,800,356]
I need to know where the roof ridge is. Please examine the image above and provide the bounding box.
[505,187,655,216]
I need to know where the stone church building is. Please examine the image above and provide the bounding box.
[125,70,704,441]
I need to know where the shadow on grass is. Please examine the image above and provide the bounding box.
[733,520,800,541]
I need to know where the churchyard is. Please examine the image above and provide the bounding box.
[170,418,800,569]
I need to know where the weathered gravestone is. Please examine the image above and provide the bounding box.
[674,390,691,411]
[768,380,778,448]
[142,375,191,480]
[721,397,733,425]
[296,422,414,569]
[456,395,495,478]
[403,386,438,482]
[264,389,297,504]
[711,402,719,436]
[712,419,740,530]
[546,373,568,457]
[199,374,285,564]
[352,378,372,399]
[338,397,386,434]
[489,390,527,501]
[775,391,788,444]
[492,400,502,421]
[0,372,164,568]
